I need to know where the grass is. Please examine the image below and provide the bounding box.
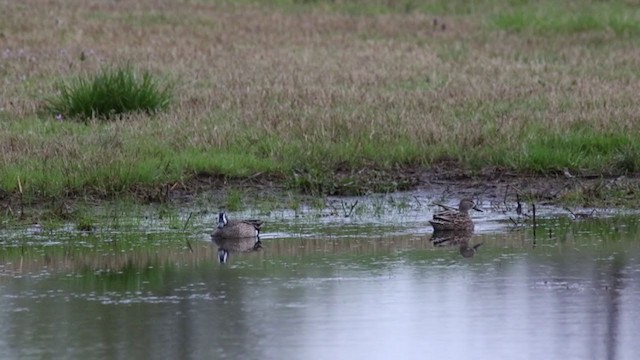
[47,65,172,121]
[1,0,640,202]
[491,2,640,36]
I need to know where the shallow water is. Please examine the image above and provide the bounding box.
[1,194,640,359]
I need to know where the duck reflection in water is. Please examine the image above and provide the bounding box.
[430,231,483,258]
[211,212,263,263]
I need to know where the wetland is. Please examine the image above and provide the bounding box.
[3,1,640,358]
[1,191,640,359]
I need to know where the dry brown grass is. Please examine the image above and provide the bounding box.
[2,0,640,197]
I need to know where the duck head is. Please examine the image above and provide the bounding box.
[459,198,483,213]
[217,212,228,229]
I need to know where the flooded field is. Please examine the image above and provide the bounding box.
[1,192,640,359]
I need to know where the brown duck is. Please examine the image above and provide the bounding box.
[429,198,482,232]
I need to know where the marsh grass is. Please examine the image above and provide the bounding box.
[224,188,244,211]
[2,0,640,201]
[47,65,172,121]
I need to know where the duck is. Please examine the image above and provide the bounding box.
[211,212,263,263]
[429,198,482,232]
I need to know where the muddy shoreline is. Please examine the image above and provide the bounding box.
[2,168,637,221]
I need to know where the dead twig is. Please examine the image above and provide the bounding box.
[503,184,511,210]
[184,212,194,253]
[508,216,524,231]
[532,203,537,239]
[413,195,422,207]
[17,176,24,220]
[183,212,193,231]
[341,200,358,217]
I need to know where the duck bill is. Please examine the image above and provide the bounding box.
[473,205,483,212]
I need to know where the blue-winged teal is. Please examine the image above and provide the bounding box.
[211,212,263,263]
[429,198,482,232]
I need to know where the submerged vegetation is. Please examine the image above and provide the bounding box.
[1,0,640,204]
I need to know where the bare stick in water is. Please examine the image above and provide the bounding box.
[341,200,358,217]
[17,176,24,219]
[184,212,194,253]
[413,195,422,207]
[183,212,193,231]
[532,203,537,240]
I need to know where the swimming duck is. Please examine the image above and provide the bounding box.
[211,212,263,263]
[429,198,482,232]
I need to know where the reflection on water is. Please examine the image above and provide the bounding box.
[1,210,640,359]
[430,230,484,258]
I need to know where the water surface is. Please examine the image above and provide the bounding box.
[1,195,639,359]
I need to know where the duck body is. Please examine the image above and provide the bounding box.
[429,212,475,232]
[429,198,482,232]
[211,212,263,263]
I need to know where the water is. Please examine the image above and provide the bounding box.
[1,195,640,359]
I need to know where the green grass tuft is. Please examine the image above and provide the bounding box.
[47,65,172,121]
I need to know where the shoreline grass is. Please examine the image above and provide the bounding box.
[2,0,640,202]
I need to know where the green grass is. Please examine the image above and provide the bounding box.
[2,0,640,202]
[2,103,640,198]
[47,65,172,121]
[491,2,640,36]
